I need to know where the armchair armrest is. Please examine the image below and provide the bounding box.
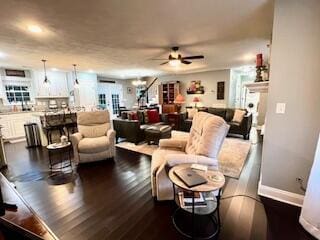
[159,139,187,151]
[70,132,83,145]
[70,132,83,165]
[106,129,116,143]
[165,154,219,170]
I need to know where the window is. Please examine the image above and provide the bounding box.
[98,94,106,108]
[5,85,31,103]
[111,94,120,115]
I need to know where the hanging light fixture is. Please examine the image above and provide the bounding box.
[132,77,147,87]
[73,64,80,88]
[41,59,50,87]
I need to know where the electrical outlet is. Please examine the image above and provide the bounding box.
[276,103,286,114]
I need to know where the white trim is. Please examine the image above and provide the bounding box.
[300,216,320,239]
[258,181,304,207]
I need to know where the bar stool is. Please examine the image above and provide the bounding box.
[42,113,66,144]
[64,112,77,139]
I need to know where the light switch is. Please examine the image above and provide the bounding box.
[276,103,286,114]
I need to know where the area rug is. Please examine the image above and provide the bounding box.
[116,138,251,179]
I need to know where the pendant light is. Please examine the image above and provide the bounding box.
[73,64,80,88]
[41,59,50,87]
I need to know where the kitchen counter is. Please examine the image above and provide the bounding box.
[0,111,37,115]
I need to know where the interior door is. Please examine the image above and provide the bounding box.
[100,83,123,119]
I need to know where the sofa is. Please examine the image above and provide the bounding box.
[71,111,115,164]
[113,109,169,144]
[151,112,230,201]
[183,107,252,139]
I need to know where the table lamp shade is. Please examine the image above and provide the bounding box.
[193,97,200,103]
[174,94,185,104]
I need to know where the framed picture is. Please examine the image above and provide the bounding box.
[217,81,225,100]
[186,80,204,94]
[127,87,133,94]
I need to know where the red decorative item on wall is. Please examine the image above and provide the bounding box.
[256,53,263,67]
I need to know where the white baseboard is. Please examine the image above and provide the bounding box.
[9,138,26,144]
[258,181,304,207]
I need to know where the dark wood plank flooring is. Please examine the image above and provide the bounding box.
[1,133,316,240]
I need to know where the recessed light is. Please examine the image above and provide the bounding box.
[88,69,94,73]
[51,68,58,71]
[27,25,42,33]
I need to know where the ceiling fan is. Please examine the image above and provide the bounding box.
[153,46,204,66]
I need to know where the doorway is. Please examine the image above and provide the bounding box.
[97,82,123,119]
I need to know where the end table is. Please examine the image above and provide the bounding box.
[47,142,72,171]
[169,164,225,239]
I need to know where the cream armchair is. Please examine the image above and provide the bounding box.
[151,112,230,201]
[71,111,116,164]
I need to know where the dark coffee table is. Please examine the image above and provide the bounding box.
[145,125,172,145]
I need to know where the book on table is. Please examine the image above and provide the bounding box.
[178,191,207,208]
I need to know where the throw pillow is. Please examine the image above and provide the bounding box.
[147,110,160,123]
[187,108,198,119]
[128,111,138,120]
[232,109,246,123]
[121,111,128,119]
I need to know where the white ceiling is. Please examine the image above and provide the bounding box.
[0,0,274,79]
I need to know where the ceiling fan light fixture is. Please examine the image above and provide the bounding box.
[169,59,181,67]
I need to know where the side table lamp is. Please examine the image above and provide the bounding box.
[174,94,185,113]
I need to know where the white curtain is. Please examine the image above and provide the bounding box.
[300,133,320,239]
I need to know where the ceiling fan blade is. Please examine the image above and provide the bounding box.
[181,60,192,64]
[160,61,169,65]
[182,55,204,60]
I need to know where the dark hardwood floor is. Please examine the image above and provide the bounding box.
[0,133,316,240]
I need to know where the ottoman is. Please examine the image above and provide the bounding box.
[145,125,172,145]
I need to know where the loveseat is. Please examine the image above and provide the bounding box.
[183,107,252,139]
[113,109,168,144]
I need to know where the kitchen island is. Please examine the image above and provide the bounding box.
[0,111,78,146]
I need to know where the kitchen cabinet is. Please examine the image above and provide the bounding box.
[33,70,69,98]
[73,73,98,108]
[0,112,36,140]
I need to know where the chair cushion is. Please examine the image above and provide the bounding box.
[78,136,110,154]
[186,112,229,159]
[78,123,110,138]
[77,111,110,125]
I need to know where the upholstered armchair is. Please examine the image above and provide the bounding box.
[151,112,230,201]
[71,111,116,164]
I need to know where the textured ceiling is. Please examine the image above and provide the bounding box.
[0,0,274,79]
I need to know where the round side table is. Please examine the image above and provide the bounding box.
[47,142,72,171]
[169,164,225,239]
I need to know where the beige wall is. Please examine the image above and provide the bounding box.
[147,69,230,109]
[261,0,320,194]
